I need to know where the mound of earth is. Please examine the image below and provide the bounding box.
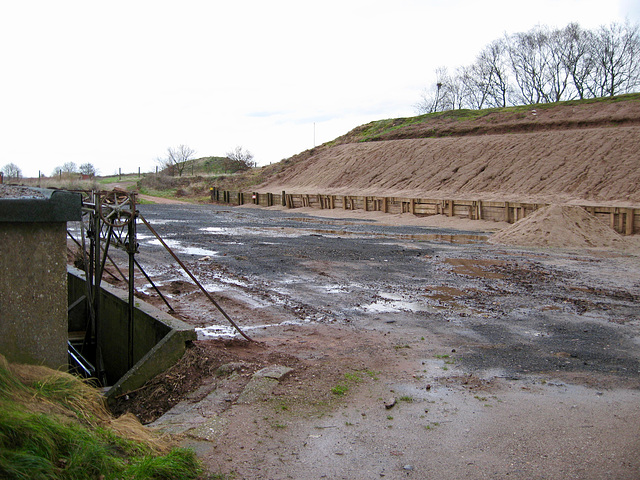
[253,95,640,206]
[489,204,626,248]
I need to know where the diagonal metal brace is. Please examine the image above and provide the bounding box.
[138,213,254,342]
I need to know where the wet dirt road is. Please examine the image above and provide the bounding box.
[115,203,640,479]
[134,203,640,385]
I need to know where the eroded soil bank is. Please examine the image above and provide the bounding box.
[103,204,640,480]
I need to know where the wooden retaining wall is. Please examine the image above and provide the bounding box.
[209,187,637,236]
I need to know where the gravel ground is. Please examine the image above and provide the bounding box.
[0,184,46,198]
[100,203,640,479]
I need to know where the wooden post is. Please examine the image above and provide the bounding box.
[618,208,624,233]
[610,209,616,230]
[504,201,510,223]
[626,208,634,235]
[383,197,388,213]
[448,200,454,217]
[282,191,286,207]
[410,198,415,215]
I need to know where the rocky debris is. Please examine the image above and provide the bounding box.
[236,365,293,404]
[0,184,46,199]
[150,363,293,438]
[384,397,397,409]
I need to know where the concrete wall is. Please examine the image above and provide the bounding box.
[0,222,69,369]
[68,267,196,397]
[0,187,81,369]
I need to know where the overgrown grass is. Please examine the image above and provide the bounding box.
[0,355,203,480]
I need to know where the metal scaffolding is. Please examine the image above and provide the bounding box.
[67,189,251,385]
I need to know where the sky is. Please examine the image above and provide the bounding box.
[1,1,639,178]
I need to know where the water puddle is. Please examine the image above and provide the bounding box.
[147,238,218,257]
[298,228,488,244]
[444,258,506,279]
[361,292,434,314]
[197,225,487,244]
[196,320,307,339]
[424,286,469,302]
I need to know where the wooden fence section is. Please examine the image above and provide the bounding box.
[209,187,637,235]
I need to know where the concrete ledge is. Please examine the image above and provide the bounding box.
[106,327,196,401]
[0,188,82,222]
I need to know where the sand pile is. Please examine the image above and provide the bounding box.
[489,205,626,249]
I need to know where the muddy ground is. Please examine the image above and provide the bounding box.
[102,203,640,480]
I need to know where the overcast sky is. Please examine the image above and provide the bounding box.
[1,1,639,178]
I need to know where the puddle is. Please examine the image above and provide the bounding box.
[298,228,487,244]
[147,238,218,257]
[140,219,186,225]
[424,286,471,302]
[362,292,434,314]
[196,320,306,339]
[197,225,487,245]
[444,258,506,279]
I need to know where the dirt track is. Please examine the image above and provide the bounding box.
[105,203,640,480]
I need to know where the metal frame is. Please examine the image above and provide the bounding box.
[67,189,252,384]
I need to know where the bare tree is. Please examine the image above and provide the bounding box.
[507,26,554,104]
[223,146,256,172]
[546,27,575,102]
[414,68,455,114]
[590,21,640,97]
[2,163,22,181]
[79,162,97,177]
[461,39,513,109]
[159,144,196,177]
[416,21,640,112]
[61,162,78,174]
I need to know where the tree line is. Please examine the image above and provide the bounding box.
[1,144,255,182]
[0,162,97,182]
[415,21,640,113]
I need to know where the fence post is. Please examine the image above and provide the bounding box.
[627,208,635,235]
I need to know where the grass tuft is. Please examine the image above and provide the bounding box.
[0,354,203,480]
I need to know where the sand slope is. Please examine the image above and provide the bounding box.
[259,126,640,205]
[257,98,640,206]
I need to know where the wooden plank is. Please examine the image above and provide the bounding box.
[626,208,635,235]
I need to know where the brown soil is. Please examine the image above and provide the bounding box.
[255,96,640,206]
